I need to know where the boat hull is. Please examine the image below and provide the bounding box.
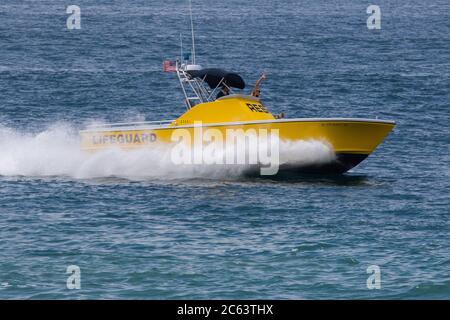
[80,118,395,175]
[281,152,368,175]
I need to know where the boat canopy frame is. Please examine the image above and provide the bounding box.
[176,61,245,109]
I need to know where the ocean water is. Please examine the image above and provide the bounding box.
[0,0,449,299]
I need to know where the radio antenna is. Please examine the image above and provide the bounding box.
[189,0,196,64]
[180,33,183,61]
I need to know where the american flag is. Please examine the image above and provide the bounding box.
[163,60,177,72]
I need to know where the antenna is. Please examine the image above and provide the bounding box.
[189,0,196,64]
[180,33,183,62]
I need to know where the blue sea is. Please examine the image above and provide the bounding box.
[0,0,449,299]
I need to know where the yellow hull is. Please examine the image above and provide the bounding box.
[80,96,395,174]
[80,119,395,174]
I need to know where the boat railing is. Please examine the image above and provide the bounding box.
[85,120,174,130]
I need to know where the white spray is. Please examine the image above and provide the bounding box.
[0,123,335,180]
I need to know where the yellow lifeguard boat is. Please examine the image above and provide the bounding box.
[80,65,394,174]
[79,5,395,175]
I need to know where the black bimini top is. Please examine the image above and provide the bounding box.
[187,68,246,89]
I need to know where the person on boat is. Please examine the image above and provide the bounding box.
[251,72,267,97]
[250,72,283,118]
[216,84,230,100]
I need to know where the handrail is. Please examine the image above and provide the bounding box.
[86,120,174,129]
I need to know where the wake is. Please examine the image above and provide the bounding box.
[0,123,335,180]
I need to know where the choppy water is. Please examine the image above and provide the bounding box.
[0,0,449,299]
